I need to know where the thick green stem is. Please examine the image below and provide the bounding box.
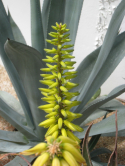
[57,32,64,120]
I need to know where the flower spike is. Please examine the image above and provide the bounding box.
[21,23,86,166]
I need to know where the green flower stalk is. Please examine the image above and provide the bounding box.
[20,23,87,166]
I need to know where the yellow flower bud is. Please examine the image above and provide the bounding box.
[61,128,67,137]
[58,118,63,129]
[38,103,55,110]
[49,82,58,88]
[39,118,56,127]
[40,68,51,72]
[20,143,47,156]
[52,130,59,139]
[60,159,69,166]
[60,86,68,92]
[52,156,60,166]
[62,151,78,166]
[32,152,50,166]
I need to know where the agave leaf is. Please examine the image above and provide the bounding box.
[0,141,32,153]
[41,0,51,42]
[80,108,107,127]
[88,113,107,152]
[0,5,34,128]
[43,0,84,49]
[89,133,101,153]
[0,130,28,144]
[64,0,84,45]
[82,123,93,166]
[88,88,101,104]
[0,0,8,18]
[45,0,67,49]
[0,91,24,116]
[5,156,35,166]
[73,0,125,113]
[96,163,125,166]
[107,111,118,166]
[4,40,47,140]
[8,11,26,44]
[92,162,125,166]
[90,148,111,158]
[75,107,125,139]
[30,0,45,56]
[74,84,125,125]
[0,97,38,141]
[92,161,105,166]
[70,47,100,94]
[102,129,125,137]
[70,32,125,105]
[91,157,101,163]
[100,99,125,111]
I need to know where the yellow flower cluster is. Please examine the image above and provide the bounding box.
[20,136,87,166]
[20,23,86,166]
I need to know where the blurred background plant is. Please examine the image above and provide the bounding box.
[0,0,125,165]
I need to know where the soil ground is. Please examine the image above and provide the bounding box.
[0,64,125,166]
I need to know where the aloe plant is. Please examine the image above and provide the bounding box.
[0,0,125,165]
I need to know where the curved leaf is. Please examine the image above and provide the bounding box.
[0,97,38,141]
[74,84,125,125]
[102,129,125,137]
[0,8,34,128]
[91,157,101,163]
[71,32,125,107]
[88,88,101,104]
[0,141,32,153]
[0,0,8,18]
[42,0,84,49]
[0,91,24,116]
[96,163,125,166]
[4,40,47,141]
[64,0,84,47]
[75,107,125,139]
[73,0,125,113]
[81,109,107,127]
[0,130,28,144]
[88,113,107,152]
[82,123,93,166]
[8,11,26,44]
[89,134,101,153]
[41,0,51,42]
[30,0,45,56]
[101,99,125,111]
[70,47,100,94]
[45,0,66,49]
[90,148,111,158]
[92,161,105,166]
[5,156,35,166]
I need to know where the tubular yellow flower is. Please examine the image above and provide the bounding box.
[57,136,78,146]
[58,118,63,129]
[60,158,70,166]
[67,130,81,143]
[32,152,50,166]
[52,130,59,139]
[60,143,86,163]
[52,156,61,166]
[38,118,56,127]
[64,120,77,131]
[20,143,47,155]
[62,150,79,166]
[61,128,67,137]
